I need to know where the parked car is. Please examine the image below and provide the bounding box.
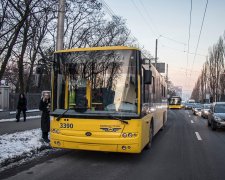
[191,103,200,112]
[208,102,225,130]
[201,104,211,118]
[193,104,203,116]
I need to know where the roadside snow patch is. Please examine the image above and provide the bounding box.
[0,128,50,167]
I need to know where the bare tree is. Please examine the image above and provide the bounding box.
[191,35,224,102]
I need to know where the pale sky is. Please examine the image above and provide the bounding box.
[104,0,225,98]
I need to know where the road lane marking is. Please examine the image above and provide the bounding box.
[195,132,202,141]
[191,120,194,123]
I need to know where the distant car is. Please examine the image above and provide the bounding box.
[181,102,185,109]
[201,104,211,118]
[185,103,195,110]
[208,102,225,130]
[193,104,203,116]
[191,103,201,112]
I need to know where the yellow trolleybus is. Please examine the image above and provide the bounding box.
[168,96,182,109]
[50,46,167,153]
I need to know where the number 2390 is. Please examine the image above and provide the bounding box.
[60,123,73,128]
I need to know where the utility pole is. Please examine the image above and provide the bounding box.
[166,64,168,82]
[155,39,158,69]
[56,0,65,51]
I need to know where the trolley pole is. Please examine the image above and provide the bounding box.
[56,0,65,51]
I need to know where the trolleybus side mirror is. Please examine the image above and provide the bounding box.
[144,69,152,84]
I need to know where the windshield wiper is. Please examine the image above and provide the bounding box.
[108,114,128,124]
[56,109,69,121]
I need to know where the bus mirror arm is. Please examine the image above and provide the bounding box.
[56,109,70,121]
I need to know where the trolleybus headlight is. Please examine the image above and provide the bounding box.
[122,133,127,138]
[128,133,133,137]
[122,146,126,150]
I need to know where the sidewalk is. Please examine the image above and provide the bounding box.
[0,109,41,121]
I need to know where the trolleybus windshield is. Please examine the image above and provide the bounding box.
[54,50,138,115]
[168,97,181,105]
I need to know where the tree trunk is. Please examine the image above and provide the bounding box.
[0,5,30,81]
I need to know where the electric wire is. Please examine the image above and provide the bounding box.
[135,0,187,47]
[131,0,157,36]
[161,44,206,57]
[138,0,160,34]
[189,0,209,77]
[188,0,209,87]
[186,0,192,77]
[100,0,140,47]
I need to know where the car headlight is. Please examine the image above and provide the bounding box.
[214,116,222,122]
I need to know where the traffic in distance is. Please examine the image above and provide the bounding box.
[169,97,225,131]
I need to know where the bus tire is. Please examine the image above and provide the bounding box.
[207,120,211,127]
[211,121,217,131]
[145,120,154,150]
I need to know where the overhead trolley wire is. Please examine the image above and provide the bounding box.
[100,0,114,17]
[131,0,157,36]
[188,0,209,86]
[159,35,186,46]
[138,0,160,34]
[134,0,187,46]
[190,0,209,73]
[185,0,193,77]
[99,0,141,47]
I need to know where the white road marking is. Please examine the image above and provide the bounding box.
[191,120,194,123]
[195,132,202,141]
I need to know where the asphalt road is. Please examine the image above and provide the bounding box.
[2,110,225,180]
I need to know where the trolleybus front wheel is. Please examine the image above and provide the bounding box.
[145,120,154,150]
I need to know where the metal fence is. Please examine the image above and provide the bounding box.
[9,93,41,111]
